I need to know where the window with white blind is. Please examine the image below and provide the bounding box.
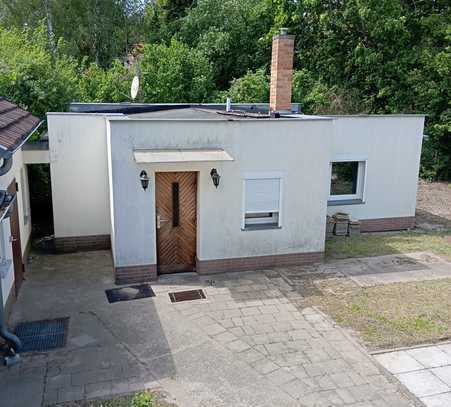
[242,175,282,230]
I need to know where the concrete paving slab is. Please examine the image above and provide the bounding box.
[438,343,451,357]
[421,392,451,407]
[406,346,451,368]
[396,370,450,397]
[331,251,451,287]
[431,365,451,387]
[374,351,424,374]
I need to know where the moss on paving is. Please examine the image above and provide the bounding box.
[57,391,174,407]
[325,229,451,261]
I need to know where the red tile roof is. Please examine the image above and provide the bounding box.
[0,98,41,153]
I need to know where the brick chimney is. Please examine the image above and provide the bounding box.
[269,28,295,113]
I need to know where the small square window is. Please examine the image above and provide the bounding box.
[328,160,366,205]
[243,177,282,230]
[330,162,359,195]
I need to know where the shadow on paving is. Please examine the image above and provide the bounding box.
[416,208,451,230]
[1,250,177,406]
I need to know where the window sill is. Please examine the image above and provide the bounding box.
[328,199,364,206]
[241,224,281,231]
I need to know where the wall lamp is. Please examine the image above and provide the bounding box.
[140,170,149,191]
[210,168,221,188]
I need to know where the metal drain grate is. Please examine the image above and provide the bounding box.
[105,284,155,303]
[15,317,69,353]
[169,289,206,303]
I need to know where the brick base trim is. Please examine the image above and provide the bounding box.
[54,234,111,253]
[115,264,157,285]
[196,251,324,275]
[360,216,415,233]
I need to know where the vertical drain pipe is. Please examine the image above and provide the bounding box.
[0,275,21,366]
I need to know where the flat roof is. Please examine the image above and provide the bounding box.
[62,103,425,122]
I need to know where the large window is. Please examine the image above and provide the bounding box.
[329,160,366,204]
[242,175,282,230]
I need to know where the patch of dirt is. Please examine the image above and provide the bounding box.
[416,181,451,230]
[302,275,451,351]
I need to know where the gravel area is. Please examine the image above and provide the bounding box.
[416,181,451,229]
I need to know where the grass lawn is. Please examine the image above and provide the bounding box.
[308,229,451,350]
[325,229,451,261]
[308,277,451,351]
[57,391,175,407]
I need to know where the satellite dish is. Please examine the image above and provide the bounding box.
[130,75,139,100]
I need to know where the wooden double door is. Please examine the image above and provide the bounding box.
[155,172,197,274]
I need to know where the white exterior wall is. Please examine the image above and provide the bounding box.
[0,149,32,305]
[327,116,424,219]
[47,114,113,238]
[108,119,333,268]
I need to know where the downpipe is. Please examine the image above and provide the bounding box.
[0,277,21,366]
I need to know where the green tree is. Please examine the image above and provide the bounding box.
[0,25,80,117]
[218,69,269,103]
[139,39,214,102]
[78,60,131,103]
[179,0,274,89]
[0,0,148,67]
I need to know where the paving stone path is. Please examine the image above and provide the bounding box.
[1,251,422,407]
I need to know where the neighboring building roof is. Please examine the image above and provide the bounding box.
[0,98,41,153]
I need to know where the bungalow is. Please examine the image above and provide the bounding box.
[44,31,424,284]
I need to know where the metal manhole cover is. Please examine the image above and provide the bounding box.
[169,289,206,303]
[105,284,155,303]
[15,317,69,353]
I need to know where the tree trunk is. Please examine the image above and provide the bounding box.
[44,0,56,59]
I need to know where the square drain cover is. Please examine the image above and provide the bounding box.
[169,289,206,303]
[15,317,69,353]
[105,284,155,303]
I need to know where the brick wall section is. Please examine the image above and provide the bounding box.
[54,234,111,253]
[196,251,324,275]
[269,34,295,112]
[360,216,416,232]
[115,264,157,285]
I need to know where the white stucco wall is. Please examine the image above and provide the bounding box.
[0,149,32,305]
[47,113,114,238]
[108,118,333,267]
[327,116,424,220]
[46,112,424,272]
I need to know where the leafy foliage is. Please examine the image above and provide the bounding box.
[139,39,215,102]
[0,25,79,116]
[218,69,269,103]
[0,0,449,179]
